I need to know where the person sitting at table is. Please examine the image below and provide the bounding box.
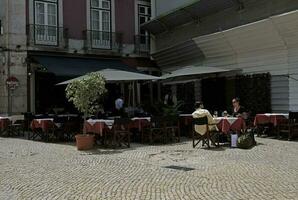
[232,97,248,119]
[192,101,218,135]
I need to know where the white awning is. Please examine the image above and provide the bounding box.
[161,66,234,79]
[56,68,161,85]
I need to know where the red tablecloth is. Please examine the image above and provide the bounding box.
[84,118,151,136]
[179,114,193,126]
[84,121,110,136]
[215,117,246,134]
[0,118,10,130]
[130,118,150,131]
[31,119,55,132]
[254,114,288,127]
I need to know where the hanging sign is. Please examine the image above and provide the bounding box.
[6,76,19,90]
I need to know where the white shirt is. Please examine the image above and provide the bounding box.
[115,98,124,110]
[192,108,218,135]
[164,94,177,106]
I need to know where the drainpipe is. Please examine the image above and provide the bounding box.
[6,0,11,115]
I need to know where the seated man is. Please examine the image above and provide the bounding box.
[192,101,218,135]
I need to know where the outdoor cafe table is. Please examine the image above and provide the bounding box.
[254,113,289,127]
[84,118,151,136]
[179,114,246,134]
[179,114,193,126]
[0,117,11,131]
[130,117,151,131]
[84,119,114,136]
[214,117,246,134]
[31,118,56,132]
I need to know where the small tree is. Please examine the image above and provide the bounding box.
[66,72,107,133]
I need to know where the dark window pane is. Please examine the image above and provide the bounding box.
[139,6,145,14]
[140,16,146,24]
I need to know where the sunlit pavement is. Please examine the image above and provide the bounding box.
[0,137,297,200]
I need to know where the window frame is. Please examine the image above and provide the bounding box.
[137,4,151,51]
[90,0,112,49]
[33,0,59,46]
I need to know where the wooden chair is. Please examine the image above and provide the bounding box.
[192,117,218,148]
[112,118,132,148]
[30,127,43,141]
[63,119,82,141]
[165,115,180,143]
[0,119,10,136]
[142,117,167,144]
[255,122,273,137]
[8,119,25,137]
[278,112,298,140]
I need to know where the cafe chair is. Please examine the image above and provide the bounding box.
[113,118,132,148]
[8,119,25,137]
[142,117,167,144]
[64,119,82,141]
[165,115,180,143]
[278,112,298,140]
[0,118,10,136]
[30,127,43,141]
[192,117,219,148]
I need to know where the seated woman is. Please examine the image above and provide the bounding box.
[192,101,218,135]
[232,97,248,119]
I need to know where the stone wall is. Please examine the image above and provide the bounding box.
[0,0,27,114]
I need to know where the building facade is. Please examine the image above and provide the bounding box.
[0,0,156,114]
[144,0,298,113]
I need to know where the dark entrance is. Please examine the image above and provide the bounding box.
[201,77,228,114]
[201,74,271,116]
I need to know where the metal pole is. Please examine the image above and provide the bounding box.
[132,81,136,108]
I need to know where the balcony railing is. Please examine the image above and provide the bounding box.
[134,35,150,56]
[26,24,68,48]
[83,30,122,53]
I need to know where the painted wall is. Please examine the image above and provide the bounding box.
[115,0,135,44]
[63,0,87,40]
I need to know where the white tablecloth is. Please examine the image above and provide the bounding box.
[179,114,192,117]
[86,119,114,129]
[35,118,54,124]
[214,117,239,125]
[131,117,151,121]
[264,113,289,119]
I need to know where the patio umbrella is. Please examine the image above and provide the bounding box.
[56,68,161,85]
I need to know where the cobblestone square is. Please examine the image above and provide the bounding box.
[0,137,297,200]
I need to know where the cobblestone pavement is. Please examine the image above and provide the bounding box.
[0,137,297,200]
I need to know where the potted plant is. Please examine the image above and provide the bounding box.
[66,72,107,150]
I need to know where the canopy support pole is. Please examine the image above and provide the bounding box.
[132,81,136,108]
[137,82,141,106]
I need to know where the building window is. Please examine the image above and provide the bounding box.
[34,0,58,45]
[90,0,111,49]
[138,4,151,51]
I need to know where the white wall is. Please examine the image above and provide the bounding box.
[191,10,298,112]
[154,0,197,17]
